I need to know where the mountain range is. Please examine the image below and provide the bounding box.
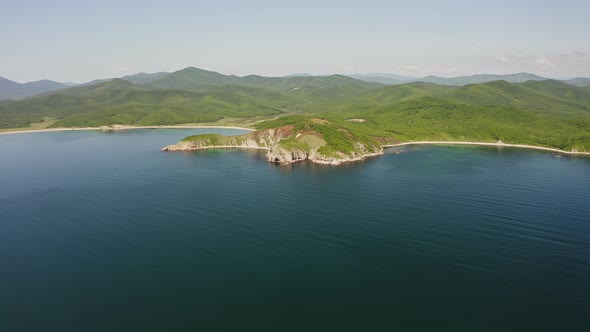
[348,72,553,86]
[2,69,590,101]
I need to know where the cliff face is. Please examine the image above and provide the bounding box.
[161,137,265,151]
[162,119,385,165]
[161,126,293,152]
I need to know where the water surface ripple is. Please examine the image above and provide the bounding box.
[1,130,589,331]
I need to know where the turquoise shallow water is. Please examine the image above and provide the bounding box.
[0,129,589,331]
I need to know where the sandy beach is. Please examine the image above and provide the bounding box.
[383,141,590,156]
[0,125,255,136]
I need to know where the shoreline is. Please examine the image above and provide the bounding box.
[2,127,589,157]
[382,141,590,156]
[0,125,255,136]
[162,145,270,151]
[162,144,382,165]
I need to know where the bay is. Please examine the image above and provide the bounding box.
[1,129,589,331]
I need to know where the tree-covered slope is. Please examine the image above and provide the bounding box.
[143,68,381,99]
[446,80,590,117]
[417,73,548,86]
[339,82,456,111]
[0,79,284,128]
[324,96,590,151]
[121,72,169,84]
[145,67,242,90]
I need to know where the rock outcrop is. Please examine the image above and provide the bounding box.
[266,147,310,164]
[161,118,386,165]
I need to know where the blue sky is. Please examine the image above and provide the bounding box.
[1,0,589,82]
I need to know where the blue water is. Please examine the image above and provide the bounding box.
[1,129,589,331]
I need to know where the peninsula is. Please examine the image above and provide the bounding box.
[161,116,390,165]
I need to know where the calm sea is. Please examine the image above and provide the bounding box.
[1,129,589,331]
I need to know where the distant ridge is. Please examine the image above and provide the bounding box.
[134,67,382,97]
[0,76,67,100]
[121,72,169,84]
[563,77,590,87]
[77,72,170,87]
[417,73,547,85]
[145,67,241,89]
[284,73,314,77]
[348,73,417,85]
[347,72,552,86]
[3,68,588,100]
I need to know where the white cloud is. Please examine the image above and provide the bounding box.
[495,53,588,68]
[533,57,555,67]
[490,52,590,77]
[497,55,509,63]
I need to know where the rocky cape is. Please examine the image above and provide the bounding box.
[161,123,385,165]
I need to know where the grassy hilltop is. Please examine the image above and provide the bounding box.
[165,115,389,165]
[2,67,590,151]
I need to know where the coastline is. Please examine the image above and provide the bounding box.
[162,144,382,165]
[2,126,589,157]
[0,125,255,136]
[162,145,270,151]
[382,141,590,156]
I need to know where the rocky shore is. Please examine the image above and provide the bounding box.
[161,122,384,165]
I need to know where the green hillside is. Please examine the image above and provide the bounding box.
[324,97,590,150]
[243,74,380,93]
[137,68,380,113]
[416,73,548,86]
[0,79,284,128]
[520,80,590,103]
[143,68,380,99]
[145,67,241,90]
[0,68,383,128]
[122,72,169,84]
[446,80,590,117]
[339,82,456,111]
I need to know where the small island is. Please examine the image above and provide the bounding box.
[162,116,395,165]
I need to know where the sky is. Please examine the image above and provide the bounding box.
[1,0,589,83]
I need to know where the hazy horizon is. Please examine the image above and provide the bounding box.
[2,0,589,83]
[0,67,582,85]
